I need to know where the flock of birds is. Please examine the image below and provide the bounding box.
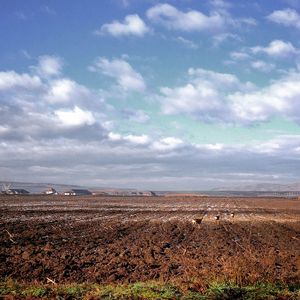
[191,212,235,225]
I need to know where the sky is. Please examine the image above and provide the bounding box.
[1,0,300,190]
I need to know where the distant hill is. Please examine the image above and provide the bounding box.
[211,182,300,192]
[2,181,300,195]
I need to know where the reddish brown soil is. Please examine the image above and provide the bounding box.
[0,195,300,286]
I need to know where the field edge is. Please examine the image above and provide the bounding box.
[1,280,300,299]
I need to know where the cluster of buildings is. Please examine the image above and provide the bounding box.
[1,188,93,196]
[2,189,30,195]
[1,187,157,197]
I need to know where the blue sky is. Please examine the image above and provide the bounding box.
[1,0,300,190]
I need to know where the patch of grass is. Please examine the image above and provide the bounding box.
[206,281,299,300]
[57,283,88,298]
[207,282,244,300]
[182,291,207,300]
[1,280,300,299]
[21,286,48,298]
[90,282,181,299]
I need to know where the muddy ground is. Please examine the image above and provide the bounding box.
[0,195,300,286]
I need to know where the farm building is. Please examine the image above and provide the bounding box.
[138,191,157,196]
[91,191,109,196]
[64,189,92,196]
[5,189,30,195]
[44,187,58,195]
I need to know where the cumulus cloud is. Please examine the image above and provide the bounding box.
[89,57,146,92]
[159,67,300,124]
[152,137,184,151]
[108,132,150,145]
[267,8,300,29]
[228,71,300,123]
[228,40,299,67]
[0,71,42,90]
[0,55,109,144]
[146,2,256,36]
[161,83,221,116]
[250,60,275,72]
[54,106,96,127]
[46,79,76,103]
[45,78,90,104]
[160,68,253,121]
[124,134,150,145]
[146,3,225,32]
[108,132,185,151]
[97,14,150,37]
[251,40,298,58]
[35,55,63,77]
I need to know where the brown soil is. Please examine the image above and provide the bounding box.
[0,195,300,286]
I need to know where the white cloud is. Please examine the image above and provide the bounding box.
[0,71,42,90]
[89,57,146,92]
[146,3,225,32]
[251,40,298,58]
[146,2,256,35]
[152,137,184,151]
[202,143,224,151]
[97,14,150,37]
[35,55,63,77]
[161,83,220,115]
[188,68,243,89]
[45,79,76,103]
[228,71,300,123]
[54,106,95,127]
[175,36,198,49]
[108,132,150,145]
[108,132,122,141]
[229,40,298,65]
[160,68,251,120]
[108,131,184,150]
[230,51,251,60]
[159,67,300,124]
[251,135,300,155]
[267,8,300,29]
[124,134,150,145]
[0,56,110,143]
[250,60,275,72]
[45,78,90,104]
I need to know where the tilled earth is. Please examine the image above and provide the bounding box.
[1,195,300,286]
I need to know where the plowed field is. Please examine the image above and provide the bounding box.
[1,195,300,287]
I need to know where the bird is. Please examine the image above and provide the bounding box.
[191,218,203,225]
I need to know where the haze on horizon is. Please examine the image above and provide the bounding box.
[1,0,300,190]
